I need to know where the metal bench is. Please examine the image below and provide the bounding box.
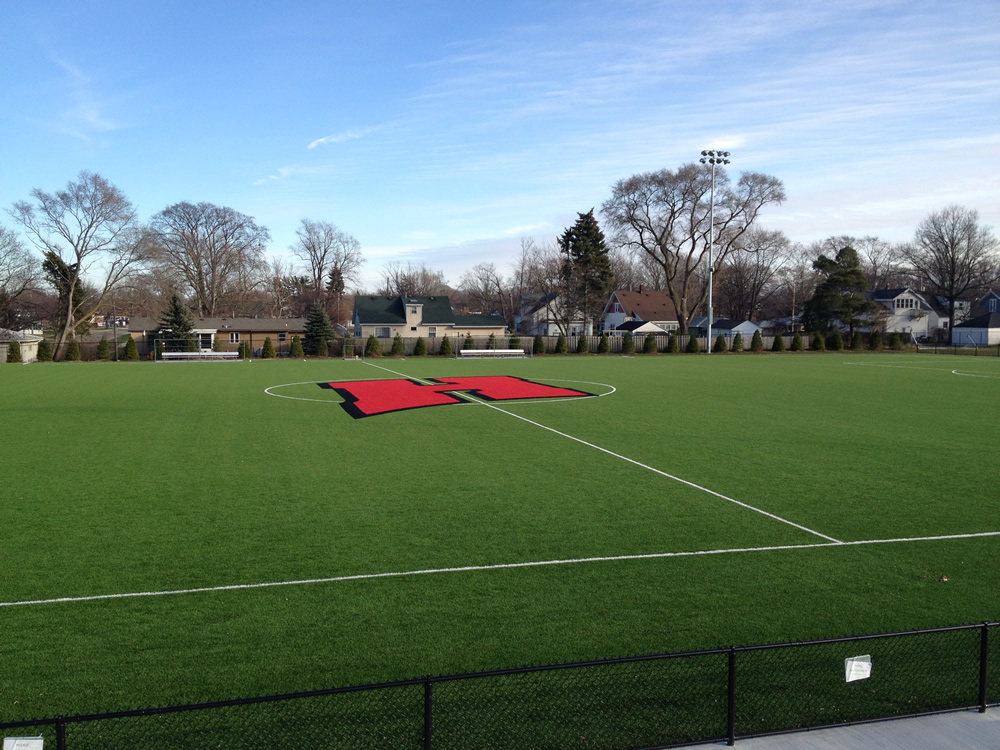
[160,351,241,360]
[459,349,526,358]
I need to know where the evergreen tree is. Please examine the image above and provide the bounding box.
[533,334,545,354]
[37,339,53,362]
[598,332,610,353]
[868,331,883,350]
[365,334,381,357]
[65,340,81,361]
[802,246,878,337]
[555,333,568,353]
[622,331,635,354]
[577,334,590,354]
[7,340,22,363]
[889,331,904,350]
[303,303,336,356]
[643,333,657,353]
[810,331,826,351]
[558,209,612,334]
[508,333,521,350]
[750,330,764,351]
[290,335,304,357]
[462,333,474,350]
[123,337,139,361]
[850,331,865,350]
[713,333,728,353]
[685,333,700,353]
[391,333,405,356]
[413,337,427,356]
[95,337,111,360]
[238,341,252,359]
[159,292,195,352]
[828,329,844,350]
[342,333,353,357]
[667,332,680,353]
[154,339,164,360]
[439,335,453,357]
[261,337,276,358]
[771,333,785,352]
[790,332,804,351]
[731,332,744,352]
[487,332,497,350]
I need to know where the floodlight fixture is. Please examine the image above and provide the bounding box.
[700,149,733,354]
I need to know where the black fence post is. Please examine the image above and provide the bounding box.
[57,717,66,750]
[727,647,737,746]
[979,623,990,713]
[423,677,433,750]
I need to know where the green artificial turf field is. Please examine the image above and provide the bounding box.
[2,352,998,720]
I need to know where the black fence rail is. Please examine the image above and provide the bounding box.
[3,622,996,749]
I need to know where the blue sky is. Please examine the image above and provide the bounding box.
[2,0,998,290]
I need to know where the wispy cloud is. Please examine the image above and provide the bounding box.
[43,49,118,138]
[252,166,326,185]
[307,127,378,149]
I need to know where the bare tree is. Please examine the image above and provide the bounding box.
[150,202,269,317]
[715,227,792,320]
[291,218,363,298]
[0,225,39,329]
[602,162,785,333]
[459,262,520,328]
[379,261,450,296]
[767,244,820,325]
[903,205,999,331]
[8,172,146,357]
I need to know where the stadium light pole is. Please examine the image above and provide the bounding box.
[699,149,730,354]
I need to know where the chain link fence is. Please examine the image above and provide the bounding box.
[3,622,996,749]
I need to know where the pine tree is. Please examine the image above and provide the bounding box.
[261,337,276,358]
[731,333,744,352]
[533,334,545,354]
[463,334,475,350]
[771,333,785,352]
[303,303,336,356]
[829,329,844,350]
[868,331,883,350]
[555,333,568,353]
[667,332,680,353]
[558,209,612,335]
[810,332,826,351]
[850,331,865,350]
[643,333,657,353]
[65,340,81,361]
[439,335,453,357]
[487,332,497,350]
[391,333,405,356]
[6,340,22,363]
[750,330,764,351]
[685,334,700,353]
[598,332,610,353]
[159,292,195,352]
[577,334,590,354]
[95,337,111,360]
[413,337,427,356]
[124,337,139,361]
[889,331,904,350]
[342,333,353,357]
[791,332,804,351]
[290,336,304,358]
[713,334,727,353]
[365,334,381,358]
[37,339,53,362]
[622,331,635,354]
[508,333,521,350]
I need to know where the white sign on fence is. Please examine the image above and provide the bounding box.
[844,654,872,682]
[3,738,44,750]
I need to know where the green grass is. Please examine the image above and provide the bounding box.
[1,353,998,721]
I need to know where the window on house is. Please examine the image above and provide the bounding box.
[199,333,212,349]
[278,333,286,342]
[428,327,437,338]
[410,326,417,332]
[375,327,391,338]
[990,300,997,312]
[410,306,418,315]
[229,332,240,343]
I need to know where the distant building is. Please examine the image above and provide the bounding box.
[600,287,679,333]
[352,295,506,340]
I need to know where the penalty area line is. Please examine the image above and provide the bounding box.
[3,531,997,609]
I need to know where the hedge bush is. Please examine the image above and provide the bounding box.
[261,337,276,359]
[622,331,635,354]
[713,334,727,353]
[685,334,700,353]
[889,331,904,350]
[731,332,743,352]
[850,331,865,350]
[463,334,475,350]
[65,340,82,361]
[868,331,883,351]
[6,340,22,363]
[439,336,453,356]
[577,334,589,354]
[365,335,381,358]
[554,333,568,353]
[771,334,785,352]
[508,333,521,350]
[290,335,304,358]
[790,332,804,351]
[750,330,764,351]
[533,334,545,354]
[598,332,610,353]
[36,339,52,362]
[95,337,111,360]
[124,338,140,361]
[643,333,657,353]
[828,329,844,351]
[810,331,825,351]
[667,332,680,353]
[391,333,405,356]
[413,337,427,356]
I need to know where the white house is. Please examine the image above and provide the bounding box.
[514,293,588,336]
[688,317,760,339]
[0,328,42,363]
[865,288,951,341]
[951,313,1000,346]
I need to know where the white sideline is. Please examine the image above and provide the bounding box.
[361,361,842,543]
[3,531,997,609]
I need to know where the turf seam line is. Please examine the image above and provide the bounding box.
[4,531,997,609]
[358,361,842,544]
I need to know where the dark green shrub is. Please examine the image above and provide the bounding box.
[750,330,764,351]
[622,331,635,354]
[487,332,497,350]
[685,334,700,353]
[713,333,727,353]
[533,334,545,354]
[95,337,111,360]
[212,337,223,352]
[364,334,381,358]
[303,303,336,355]
[342,333,353,358]
[868,331,883,351]
[290,335,304,358]
[7,340,22,363]
[598,332,610,353]
[463,334,475,350]
[65,340,81,361]
[577,334,589,354]
[810,331,825,351]
[413,337,427,356]
[261,337,276,359]
[391,333,405,356]
[889,331,904,350]
[319,337,331,357]
[771,334,785,352]
[124,338,140,361]
[508,334,521,350]
[850,331,865,350]
[790,332,804,351]
[237,341,252,359]
[731,332,744,352]
[828,329,844,351]
[555,333,568,353]
[667,332,680,353]
[36,339,53,362]
[154,339,164,360]
[439,336,453,357]
[643,333,657,353]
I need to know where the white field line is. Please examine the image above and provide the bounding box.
[845,361,1000,376]
[361,361,841,544]
[4,531,997,609]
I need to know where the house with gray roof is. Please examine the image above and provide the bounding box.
[0,328,42,363]
[128,317,307,356]
[951,312,1000,346]
[353,295,506,341]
